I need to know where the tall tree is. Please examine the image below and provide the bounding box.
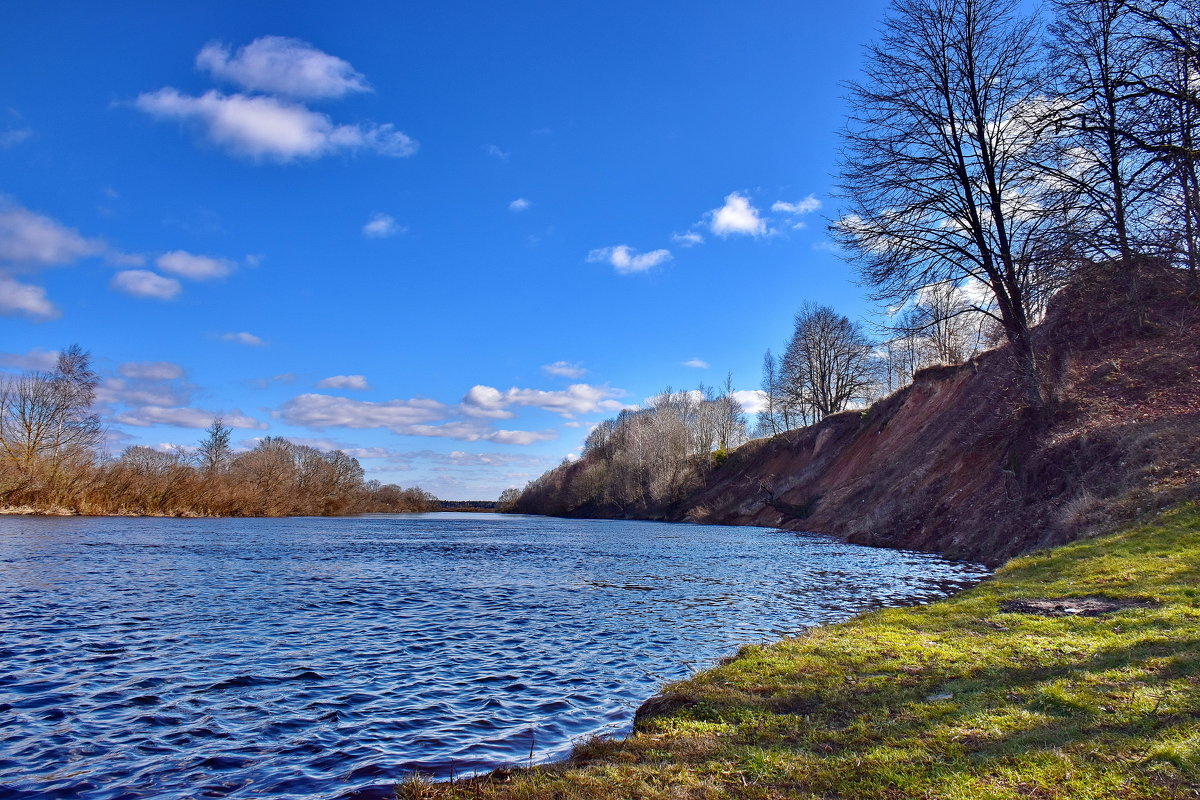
[781,304,876,420]
[835,0,1067,408]
[1048,0,1156,265]
[196,417,233,474]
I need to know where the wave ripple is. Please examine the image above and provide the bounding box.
[0,513,988,799]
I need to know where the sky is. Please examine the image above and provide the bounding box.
[0,0,892,500]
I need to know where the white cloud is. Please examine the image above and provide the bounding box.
[671,231,704,247]
[460,385,514,419]
[682,358,709,369]
[0,277,58,319]
[114,406,267,430]
[586,245,672,275]
[732,389,768,415]
[134,88,417,162]
[119,361,186,380]
[0,348,59,371]
[111,270,182,300]
[772,194,822,229]
[462,383,627,419]
[542,361,586,378]
[316,374,371,390]
[362,212,403,238]
[508,198,531,212]
[707,192,767,237]
[0,199,103,267]
[279,393,448,431]
[485,144,510,160]
[196,36,370,99]
[156,250,234,280]
[0,129,33,149]
[487,429,558,445]
[97,376,193,408]
[221,331,266,346]
[772,195,821,215]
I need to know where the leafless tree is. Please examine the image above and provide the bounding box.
[196,417,233,474]
[1047,0,1160,265]
[835,0,1073,408]
[1118,0,1200,278]
[780,304,876,420]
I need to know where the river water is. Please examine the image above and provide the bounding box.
[0,513,989,799]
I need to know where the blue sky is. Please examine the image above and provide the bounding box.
[0,1,889,499]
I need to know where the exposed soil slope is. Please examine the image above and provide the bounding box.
[520,265,1200,565]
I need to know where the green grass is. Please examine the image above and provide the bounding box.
[399,505,1200,799]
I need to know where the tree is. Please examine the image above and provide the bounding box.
[1047,0,1157,266]
[780,304,876,420]
[196,417,233,474]
[0,344,102,471]
[835,0,1069,408]
[1118,0,1200,279]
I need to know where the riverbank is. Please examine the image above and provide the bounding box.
[401,504,1200,799]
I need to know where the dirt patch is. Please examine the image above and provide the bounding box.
[998,596,1159,617]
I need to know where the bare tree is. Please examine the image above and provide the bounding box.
[196,417,233,474]
[1048,0,1159,265]
[1118,0,1200,278]
[835,0,1071,408]
[781,304,876,420]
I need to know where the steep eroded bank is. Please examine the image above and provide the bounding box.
[517,265,1200,565]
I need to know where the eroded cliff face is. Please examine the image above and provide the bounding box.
[520,265,1200,566]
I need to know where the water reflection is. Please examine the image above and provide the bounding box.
[0,513,988,799]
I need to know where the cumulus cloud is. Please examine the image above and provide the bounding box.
[221,331,266,346]
[316,374,371,390]
[682,358,709,369]
[111,270,182,300]
[97,376,193,408]
[362,212,403,238]
[731,389,768,415]
[485,144,510,160]
[772,194,822,216]
[487,429,558,445]
[772,194,822,229]
[119,361,186,380]
[462,383,627,419]
[156,250,234,280]
[134,88,417,162]
[0,348,59,371]
[508,197,531,212]
[586,245,672,275]
[707,192,767,237]
[542,361,586,378]
[196,36,370,99]
[671,231,704,247]
[0,198,103,267]
[114,406,267,430]
[279,393,448,431]
[0,277,58,319]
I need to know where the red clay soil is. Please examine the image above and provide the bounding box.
[681,264,1200,565]
[519,263,1200,566]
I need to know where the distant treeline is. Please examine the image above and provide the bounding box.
[0,347,438,517]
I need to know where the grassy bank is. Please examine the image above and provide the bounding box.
[402,505,1200,799]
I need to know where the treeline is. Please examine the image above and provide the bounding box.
[512,0,1199,517]
[0,347,438,516]
[509,383,748,516]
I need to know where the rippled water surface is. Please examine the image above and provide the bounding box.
[0,513,989,798]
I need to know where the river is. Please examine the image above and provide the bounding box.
[0,513,989,799]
